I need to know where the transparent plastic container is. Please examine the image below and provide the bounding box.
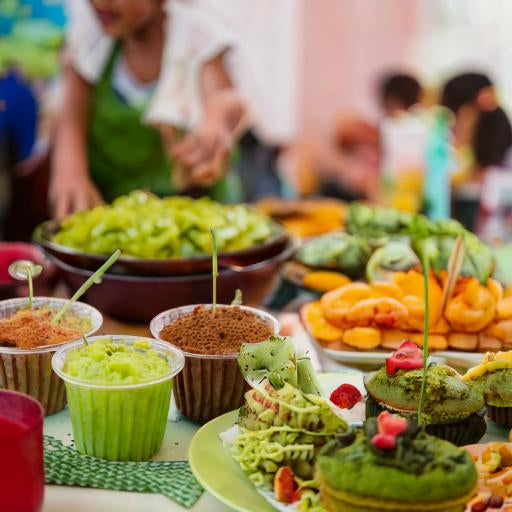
[150,304,279,424]
[0,297,103,415]
[52,335,185,461]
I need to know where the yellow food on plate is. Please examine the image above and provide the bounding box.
[409,333,448,350]
[302,271,350,292]
[300,301,343,342]
[342,327,381,350]
[321,283,373,328]
[487,278,504,303]
[430,317,451,334]
[393,270,442,331]
[344,297,408,329]
[445,277,496,333]
[381,329,412,350]
[497,297,512,320]
[478,332,503,352]
[447,332,478,352]
[370,281,404,300]
[486,320,512,344]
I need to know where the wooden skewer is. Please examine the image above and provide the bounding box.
[440,235,465,313]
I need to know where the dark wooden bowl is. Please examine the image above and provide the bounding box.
[50,239,297,323]
[34,220,289,276]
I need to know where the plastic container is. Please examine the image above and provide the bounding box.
[0,389,44,512]
[150,304,279,424]
[52,335,185,461]
[0,297,102,415]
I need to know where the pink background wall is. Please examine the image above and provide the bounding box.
[298,0,420,138]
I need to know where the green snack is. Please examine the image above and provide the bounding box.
[317,420,477,511]
[233,379,350,489]
[366,242,419,282]
[295,232,371,279]
[365,365,484,424]
[53,191,276,259]
[61,338,178,461]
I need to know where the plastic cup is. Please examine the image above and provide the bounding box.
[150,304,279,424]
[52,335,185,461]
[0,389,44,512]
[0,297,103,415]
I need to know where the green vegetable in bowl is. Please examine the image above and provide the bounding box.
[295,232,371,279]
[53,191,277,259]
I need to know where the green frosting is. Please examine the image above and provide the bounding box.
[475,369,512,406]
[64,338,171,385]
[318,430,477,503]
[365,365,484,424]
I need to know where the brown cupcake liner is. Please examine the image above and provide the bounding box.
[487,405,512,428]
[175,355,249,424]
[0,351,66,415]
[365,394,487,446]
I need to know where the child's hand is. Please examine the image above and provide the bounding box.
[171,124,231,187]
[49,170,103,220]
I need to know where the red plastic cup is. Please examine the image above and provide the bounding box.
[0,390,44,512]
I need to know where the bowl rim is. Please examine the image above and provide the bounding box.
[51,335,185,390]
[149,304,280,360]
[0,296,103,354]
[46,236,299,281]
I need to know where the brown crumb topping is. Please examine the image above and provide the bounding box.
[0,309,83,349]
[158,305,274,355]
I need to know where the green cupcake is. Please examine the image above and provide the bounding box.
[365,342,486,446]
[317,412,477,512]
[462,350,512,427]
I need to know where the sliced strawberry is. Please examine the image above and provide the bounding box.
[377,411,408,437]
[330,384,362,409]
[274,466,299,503]
[385,340,424,376]
[371,433,397,450]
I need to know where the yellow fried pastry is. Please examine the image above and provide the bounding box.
[448,332,478,352]
[445,277,496,333]
[301,301,343,342]
[344,297,408,329]
[342,327,381,350]
[321,283,373,328]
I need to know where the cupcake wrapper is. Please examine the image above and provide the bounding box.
[174,356,248,424]
[0,351,66,415]
[487,405,512,428]
[365,395,487,446]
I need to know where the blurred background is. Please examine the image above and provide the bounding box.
[2,0,512,240]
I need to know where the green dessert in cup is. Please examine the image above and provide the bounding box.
[52,335,184,461]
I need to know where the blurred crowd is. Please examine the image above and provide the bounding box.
[2,0,512,240]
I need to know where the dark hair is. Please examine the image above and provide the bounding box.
[441,72,512,167]
[379,73,421,110]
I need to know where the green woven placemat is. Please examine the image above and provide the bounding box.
[43,435,203,508]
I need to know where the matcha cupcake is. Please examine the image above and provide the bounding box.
[462,350,512,428]
[317,411,478,512]
[365,341,486,445]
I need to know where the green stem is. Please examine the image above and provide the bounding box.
[51,249,121,325]
[210,228,218,314]
[417,256,430,426]
[27,267,33,309]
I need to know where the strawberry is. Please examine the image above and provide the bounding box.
[330,384,362,409]
[371,433,397,450]
[274,466,299,503]
[385,340,424,376]
[377,411,408,437]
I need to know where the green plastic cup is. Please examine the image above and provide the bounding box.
[52,335,184,461]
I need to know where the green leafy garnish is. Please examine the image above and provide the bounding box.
[210,227,218,314]
[417,255,430,426]
[51,249,121,325]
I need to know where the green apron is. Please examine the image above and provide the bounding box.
[87,46,241,203]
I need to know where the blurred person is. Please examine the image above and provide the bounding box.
[50,0,248,219]
[441,72,512,179]
[378,72,422,117]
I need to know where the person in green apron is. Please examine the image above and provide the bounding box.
[50,0,246,219]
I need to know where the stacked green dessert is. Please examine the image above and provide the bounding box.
[463,350,512,427]
[365,341,486,445]
[317,412,477,512]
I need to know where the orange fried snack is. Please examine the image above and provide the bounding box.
[302,271,351,293]
[497,297,512,320]
[487,278,504,303]
[485,320,512,345]
[381,329,413,350]
[392,270,442,331]
[342,327,381,350]
[344,297,408,329]
[445,277,496,333]
[447,332,478,351]
[409,333,448,350]
[300,301,343,342]
[321,283,374,328]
